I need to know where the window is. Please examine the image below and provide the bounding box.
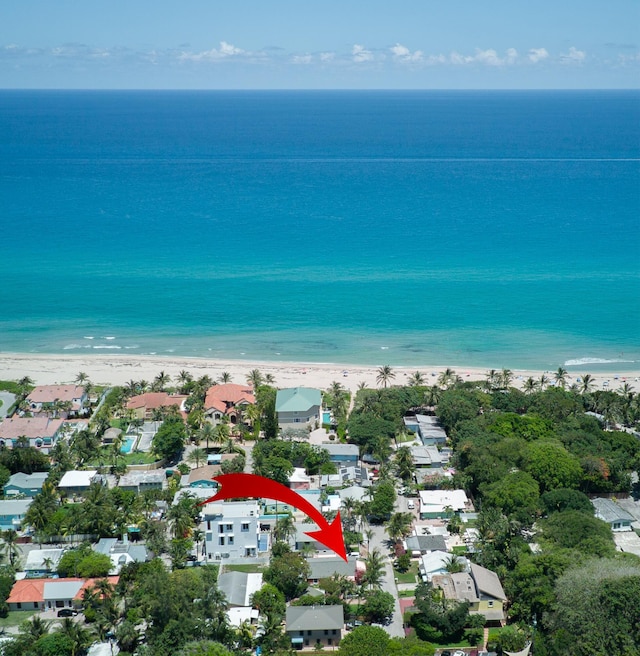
[332,629,336,635]
[328,639,333,645]
[219,537,225,546]
[225,523,233,531]
[228,536,234,545]
[16,603,21,609]
[218,525,224,534]
[241,523,250,532]
[307,630,312,636]
[487,601,494,607]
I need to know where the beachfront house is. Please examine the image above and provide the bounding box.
[275,387,321,430]
[126,392,187,420]
[204,383,256,426]
[0,498,32,530]
[286,604,344,650]
[0,416,64,452]
[26,385,87,418]
[592,497,634,532]
[202,500,261,560]
[3,471,49,498]
[419,489,469,519]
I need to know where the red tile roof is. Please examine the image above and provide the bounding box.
[7,576,119,604]
[204,384,255,414]
[27,385,85,404]
[126,393,186,411]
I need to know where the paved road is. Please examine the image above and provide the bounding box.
[0,391,15,417]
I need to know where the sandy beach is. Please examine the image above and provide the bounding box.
[1,352,637,393]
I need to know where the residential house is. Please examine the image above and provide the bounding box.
[24,548,66,578]
[117,470,165,493]
[337,485,370,504]
[26,385,87,417]
[202,500,261,560]
[286,604,344,650]
[404,414,448,446]
[322,443,359,467]
[0,416,64,452]
[409,445,443,469]
[419,550,462,581]
[419,489,469,519]
[58,470,99,495]
[306,556,358,584]
[217,571,263,607]
[186,465,222,489]
[126,392,187,420]
[320,465,369,488]
[0,498,32,530]
[101,427,122,445]
[7,576,119,612]
[288,468,311,490]
[275,387,322,430]
[432,562,507,624]
[204,383,255,425]
[592,497,634,532]
[406,534,448,556]
[93,538,149,573]
[3,471,48,498]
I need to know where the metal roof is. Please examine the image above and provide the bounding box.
[275,387,321,412]
[286,604,344,631]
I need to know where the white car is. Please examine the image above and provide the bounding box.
[407,500,415,510]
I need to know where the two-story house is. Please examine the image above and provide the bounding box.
[26,385,87,418]
[202,500,261,560]
[286,604,344,650]
[275,387,321,430]
[0,416,64,452]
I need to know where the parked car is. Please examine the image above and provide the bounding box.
[57,608,76,617]
[407,500,415,510]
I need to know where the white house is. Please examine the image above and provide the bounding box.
[419,489,469,519]
[275,387,321,429]
[202,500,261,560]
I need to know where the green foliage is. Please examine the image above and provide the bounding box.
[545,558,640,656]
[176,641,234,656]
[361,589,395,625]
[436,388,485,434]
[522,440,583,492]
[396,553,411,572]
[153,415,187,461]
[387,635,435,655]
[57,545,112,578]
[539,488,594,516]
[338,625,390,656]
[496,624,529,652]
[252,439,334,482]
[0,446,50,475]
[410,581,470,643]
[263,548,310,601]
[481,470,540,520]
[539,510,616,557]
[368,480,396,522]
[487,412,555,441]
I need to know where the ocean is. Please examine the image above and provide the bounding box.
[0,90,638,371]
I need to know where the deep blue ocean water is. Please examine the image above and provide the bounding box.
[0,90,638,370]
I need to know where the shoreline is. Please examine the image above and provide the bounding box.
[1,352,637,394]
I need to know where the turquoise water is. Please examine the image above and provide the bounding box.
[0,90,638,370]
[121,437,136,454]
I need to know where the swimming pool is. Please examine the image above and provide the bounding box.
[323,411,331,425]
[121,437,136,454]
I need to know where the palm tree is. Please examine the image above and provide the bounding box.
[273,513,296,544]
[523,377,538,395]
[580,373,596,394]
[424,385,441,407]
[438,368,456,389]
[152,370,171,392]
[485,369,499,391]
[499,368,513,389]
[20,615,51,641]
[2,529,20,566]
[539,373,550,390]
[386,512,413,545]
[56,618,92,656]
[192,528,205,558]
[75,371,89,385]
[187,447,208,468]
[246,369,264,389]
[408,371,425,387]
[177,370,193,392]
[376,365,395,388]
[264,373,276,385]
[362,549,385,589]
[394,446,415,483]
[554,367,569,389]
[219,371,232,383]
[199,422,216,451]
[444,554,465,573]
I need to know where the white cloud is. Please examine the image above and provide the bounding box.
[450,51,474,65]
[390,43,423,63]
[292,54,313,65]
[450,48,518,66]
[474,49,503,66]
[352,44,373,63]
[528,47,549,64]
[505,48,518,64]
[319,52,335,63]
[179,41,246,62]
[560,46,586,64]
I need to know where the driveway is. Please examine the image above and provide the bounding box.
[0,391,15,418]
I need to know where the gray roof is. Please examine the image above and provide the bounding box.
[592,497,635,523]
[25,548,65,571]
[43,580,83,600]
[276,387,321,413]
[306,557,357,580]
[406,534,447,553]
[337,485,370,502]
[217,571,263,607]
[470,563,506,601]
[322,443,359,457]
[5,472,48,489]
[286,604,344,631]
[0,498,32,515]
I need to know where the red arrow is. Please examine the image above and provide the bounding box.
[198,472,347,561]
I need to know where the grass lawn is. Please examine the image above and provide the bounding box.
[398,589,415,598]
[0,610,36,628]
[87,449,159,467]
[394,561,419,584]
[223,564,265,574]
[451,545,469,556]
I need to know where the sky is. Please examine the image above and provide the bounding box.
[1,0,639,89]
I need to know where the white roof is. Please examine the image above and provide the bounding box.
[227,606,259,628]
[58,470,97,488]
[420,551,454,575]
[25,548,65,571]
[289,468,310,483]
[419,489,468,511]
